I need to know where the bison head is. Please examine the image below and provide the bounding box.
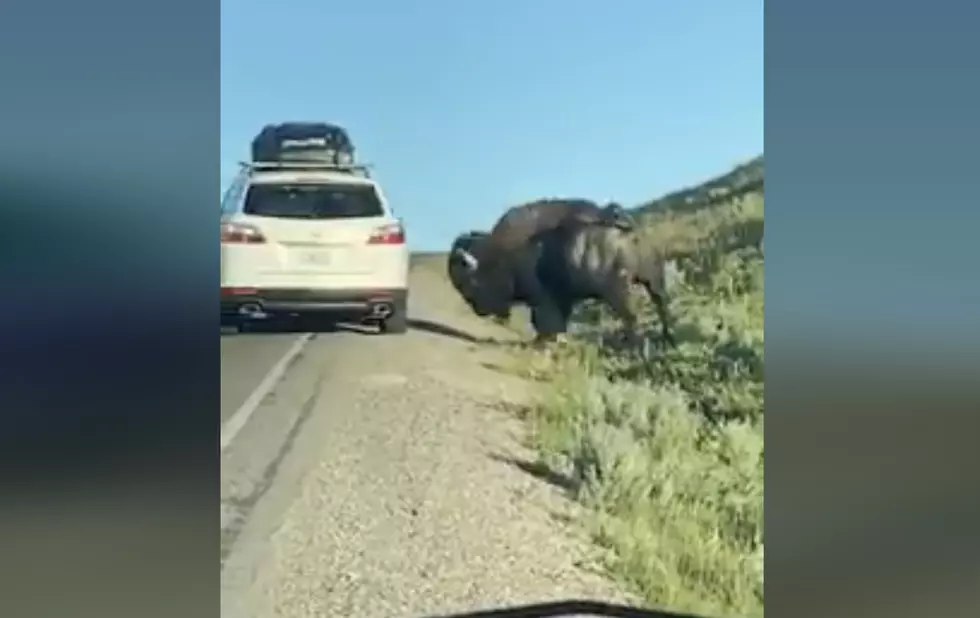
[447,232,514,320]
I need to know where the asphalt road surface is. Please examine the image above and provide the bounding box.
[219,264,634,618]
[220,329,307,423]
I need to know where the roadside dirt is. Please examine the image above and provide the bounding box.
[221,255,634,618]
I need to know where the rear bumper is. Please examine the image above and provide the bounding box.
[221,287,407,319]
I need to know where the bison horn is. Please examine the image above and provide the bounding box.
[454,248,479,270]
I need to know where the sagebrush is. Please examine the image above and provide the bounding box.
[517,166,764,618]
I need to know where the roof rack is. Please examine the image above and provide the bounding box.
[240,160,373,178]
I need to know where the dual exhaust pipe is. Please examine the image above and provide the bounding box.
[238,303,268,319]
[368,302,393,320]
[237,301,392,320]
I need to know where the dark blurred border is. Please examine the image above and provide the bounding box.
[418,600,705,618]
[767,0,980,617]
[0,0,219,617]
[3,0,980,617]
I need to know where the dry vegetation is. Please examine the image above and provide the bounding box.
[518,157,764,618]
[415,156,764,617]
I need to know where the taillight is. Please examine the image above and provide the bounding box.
[367,222,405,245]
[221,221,266,244]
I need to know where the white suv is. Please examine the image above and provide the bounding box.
[220,161,409,333]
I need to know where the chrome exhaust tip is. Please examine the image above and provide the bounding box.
[238,302,267,319]
[370,303,393,319]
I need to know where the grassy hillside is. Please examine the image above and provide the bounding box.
[513,157,765,617]
[635,155,763,217]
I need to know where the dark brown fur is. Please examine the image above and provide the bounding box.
[449,219,675,349]
[452,198,634,330]
[540,222,675,348]
[484,198,627,259]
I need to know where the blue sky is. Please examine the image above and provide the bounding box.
[221,0,763,251]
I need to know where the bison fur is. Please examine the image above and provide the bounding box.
[449,219,676,350]
[450,198,637,334]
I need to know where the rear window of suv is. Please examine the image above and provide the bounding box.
[243,183,385,219]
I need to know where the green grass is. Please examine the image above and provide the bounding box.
[515,157,764,618]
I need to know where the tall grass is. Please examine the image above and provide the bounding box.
[517,183,764,617]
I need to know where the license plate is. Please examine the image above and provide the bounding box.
[301,249,332,267]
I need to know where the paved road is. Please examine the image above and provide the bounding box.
[220,329,309,423]
[218,264,640,617]
[218,279,635,617]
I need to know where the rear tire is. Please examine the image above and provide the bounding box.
[221,315,242,332]
[380,298,408,334]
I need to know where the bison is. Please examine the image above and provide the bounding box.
[448,230,545,329]
[449,218,676,350]
[452,198,636,335]
[484,198,635,257]
[448,230,569,339]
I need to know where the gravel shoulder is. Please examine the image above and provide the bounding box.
[221,257,634,618]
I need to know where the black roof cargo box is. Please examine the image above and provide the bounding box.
[251,122,356,165]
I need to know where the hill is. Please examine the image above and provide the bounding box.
[633,155,764,217]
[630,156,765,271]
[410,158,765,615]
[411,154,764,262]
[509,157,765,618]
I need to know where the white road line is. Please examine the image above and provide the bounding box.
[220,333,314,453]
